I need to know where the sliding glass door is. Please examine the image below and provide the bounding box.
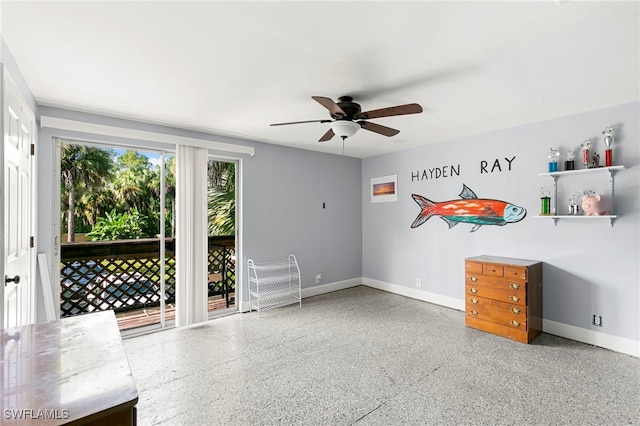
[57,140,239,330]
[58,139,175,330]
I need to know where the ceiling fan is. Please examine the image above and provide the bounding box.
[270,96,423,142]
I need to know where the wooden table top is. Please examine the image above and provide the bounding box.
[1,310,138,425]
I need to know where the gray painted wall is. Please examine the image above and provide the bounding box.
[243,142,362,293]
[362,101,639,342]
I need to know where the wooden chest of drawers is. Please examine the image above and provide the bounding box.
[465,255,542,344]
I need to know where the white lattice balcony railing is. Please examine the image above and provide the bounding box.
[60,236,235,317]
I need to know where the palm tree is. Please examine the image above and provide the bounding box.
[78,186,113,229]
[207,161,235,236]
[60,143,114,242]
[111,150,166,237]
[112,168,144,210]
[162,156,177,237]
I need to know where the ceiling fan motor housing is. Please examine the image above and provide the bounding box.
[334,96,361,120]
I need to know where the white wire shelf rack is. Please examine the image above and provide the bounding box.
[248,254,301,314]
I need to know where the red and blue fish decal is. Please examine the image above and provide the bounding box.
[411,184,526,232]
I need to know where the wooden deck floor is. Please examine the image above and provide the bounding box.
[116,294,235,330]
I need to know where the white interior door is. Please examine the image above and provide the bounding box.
[1,67,35,329]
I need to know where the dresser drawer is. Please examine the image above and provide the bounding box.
[466,283,526,306]
[465,261,483,274]
[466,295,527,318]
[466,306,527,330]
[465,316,531,343]
[466,273,527,291]
[483,264,504,276]
[504,266,527,280]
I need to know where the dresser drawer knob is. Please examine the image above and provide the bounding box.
[509,295,520,302]
[470,310,479,316]
[470,288,478,294]
[470,298,479,304]
[510,320,521,327]
[511,307,521,315]
[509,283,520,290]
[470,276,478,282]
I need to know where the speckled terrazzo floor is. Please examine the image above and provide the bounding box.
[123,286,640,425]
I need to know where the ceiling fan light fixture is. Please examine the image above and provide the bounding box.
[330,120,360,140]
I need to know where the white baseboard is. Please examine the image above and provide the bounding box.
[542,319,639,358]
[302,278,362,298]
[362,277,465,311]
[237,278,361,313]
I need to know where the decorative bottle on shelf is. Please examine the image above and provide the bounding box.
[565,147,576,171]
[581,139,592,169]
[540,186,551,215]
[548,147,559,172]
[602,125,614,167]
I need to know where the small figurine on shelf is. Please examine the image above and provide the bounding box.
[581,139,592,169]
[590,152,601,168]
[540,186,551,215]
[581,193,612,216]
[565,147,576,171]
[568,192,580,215]
[602,125,615,167]
[548,147,559,172]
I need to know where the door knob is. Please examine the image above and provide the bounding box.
[5,275,20,285]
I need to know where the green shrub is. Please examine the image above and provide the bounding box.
[87,208,147,241]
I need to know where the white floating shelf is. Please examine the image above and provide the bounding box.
[534,215,617,227]
[538,165,624,177]
[538,165,624,227]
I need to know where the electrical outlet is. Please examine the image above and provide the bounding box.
[592,314,603,327]
[315,273,322,283]
[416,278,422,288]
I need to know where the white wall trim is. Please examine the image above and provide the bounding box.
[237,276,639,358]
[302,278,362,299]
[543,319,639,358]
[237,278,362,313]
[362,277,466,311]
[39,116,255,157]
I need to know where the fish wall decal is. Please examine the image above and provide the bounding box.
[411,184,526,232]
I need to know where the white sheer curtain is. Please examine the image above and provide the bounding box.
[175,145,208,327]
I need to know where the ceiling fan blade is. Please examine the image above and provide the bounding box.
[355,103,423,120]
[312,96,347,118]
[359,121,400,137]
[318,128,335,142]
[270,119,331,127]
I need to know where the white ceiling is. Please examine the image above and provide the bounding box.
[2,1,638,158]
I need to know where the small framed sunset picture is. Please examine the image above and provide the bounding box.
[371,174,398,203]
